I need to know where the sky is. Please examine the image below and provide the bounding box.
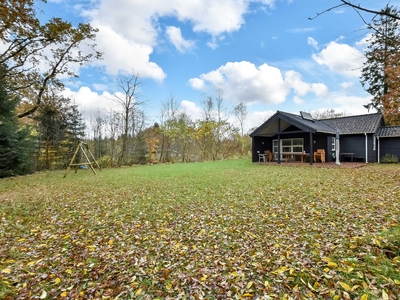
[37,0,400,132]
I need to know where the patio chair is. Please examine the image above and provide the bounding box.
[258,153,266,162]
[265,150,274,162]
[314,149,326,163]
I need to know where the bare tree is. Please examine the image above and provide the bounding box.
[233,102,248,155]
[159,95,179,162]
[309,1,400,21]
[112,72,146,166]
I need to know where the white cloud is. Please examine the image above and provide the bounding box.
[81,0,282,81]
[190,61,330,105]
[287,27,316,33]
[311,83,329,98]
[62,86,113,119]
[92,23,166,82]
[188,78,206,91]
[339,82,354,89]
[307,37,318,50]
[180,100,203,120]
[166,26,195,53]
[284,71,311,96]
[312,41,366,77]
[189,61,289,104]
[293,96,305,104]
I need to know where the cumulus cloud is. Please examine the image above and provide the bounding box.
[312,41,365,77]
[62,87,113,119]
[166,26,195,53]
[189,61,289,104]
[189,61,329,105]
[81,0,281,81]
[284,71,311,96]
[92,23,166,82]
[180,100,203,120]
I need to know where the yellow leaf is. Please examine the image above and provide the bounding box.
[347,267,354,273]
[323,257,331,262]
[360,294,368,300]
[246,281,253,289]
[382,290,389,300]
[135,288,142,295]
[27,261,36,266]
[1,268,11,274]
[66,269,72,274]
[166,282,172,290]
[243,293,253,297]
[374,239,381,247]
[55,277,61,284]
[395,279,400,285]
[339,282,351,292]
[192,245,197,250]
[327,261,338,268]
[108,240,113,245]
[61,291,68,297]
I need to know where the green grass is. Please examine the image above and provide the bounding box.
[1,160,399,299]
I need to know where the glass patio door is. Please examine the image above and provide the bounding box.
[273,138,304,159]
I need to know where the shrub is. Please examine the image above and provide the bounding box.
[381,153,398,163]
[97,155,111,168]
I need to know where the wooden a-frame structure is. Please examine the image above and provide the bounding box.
[64,142,101,178]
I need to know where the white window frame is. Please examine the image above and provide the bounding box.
[273,138,304,159]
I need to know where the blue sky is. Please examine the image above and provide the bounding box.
[39,0,399,131]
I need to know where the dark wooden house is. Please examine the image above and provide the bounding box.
[250,111,400,164]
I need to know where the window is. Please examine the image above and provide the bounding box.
[332,137,336,152]
[273,138,304,156]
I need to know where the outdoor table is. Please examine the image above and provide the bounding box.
[340,153,354,162]
[281,152,310,163]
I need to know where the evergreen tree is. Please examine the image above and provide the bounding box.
[35,93,86,170]
[0,70,34,177]
[361,5,400,124]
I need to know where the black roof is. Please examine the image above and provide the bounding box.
[250,111,336,137]
[279,111,337,133]
[321,113,383,134]
[250,111,387,137]
[377,126,400,137]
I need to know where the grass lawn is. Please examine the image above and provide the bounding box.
[0,160,399,299]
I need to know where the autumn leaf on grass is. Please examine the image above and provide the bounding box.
[1,268,11,274]
[360,294,368,300]
[382,290,389,300]
[327,261,338,268]
[339,281,352,292]
[272,266,287,274]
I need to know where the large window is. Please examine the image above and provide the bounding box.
[273,138,304,156]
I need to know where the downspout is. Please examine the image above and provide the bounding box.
[365,133,368,163]
[377,137,380,163]
[309,132,313,165]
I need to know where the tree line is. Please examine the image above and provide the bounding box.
[87,84,251,168]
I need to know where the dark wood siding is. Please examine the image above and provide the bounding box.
[339,134,377,162]
[379,137,400,161]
